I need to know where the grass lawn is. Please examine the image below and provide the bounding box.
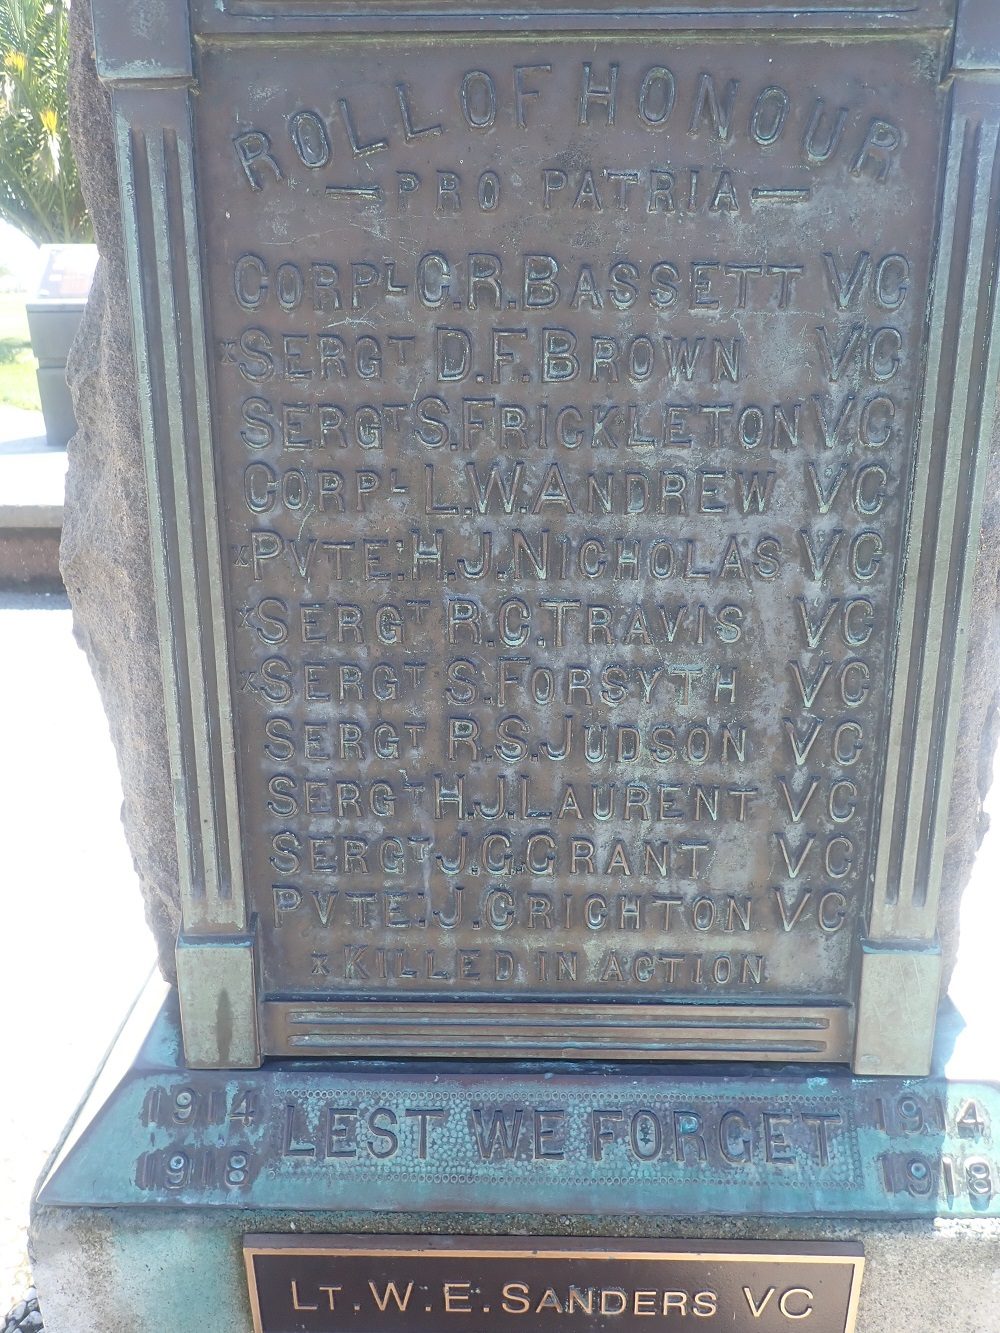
[0,294,41,412]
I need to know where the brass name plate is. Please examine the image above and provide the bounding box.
[244,1237,864,1333]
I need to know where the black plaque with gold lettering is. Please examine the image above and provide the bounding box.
[243,1237,864,1333]
[88,0,1000,1074]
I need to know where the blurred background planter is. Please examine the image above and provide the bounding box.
[25,242,96,447]
[0,0,92,585]
[1,0,93,447]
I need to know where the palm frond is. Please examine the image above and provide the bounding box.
[0,0,91,243]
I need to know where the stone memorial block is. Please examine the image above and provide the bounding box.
[72,0,1000,1078]
[28,7,1000,1332]
[27,981,1000,1332]
[27,10,1000,1333]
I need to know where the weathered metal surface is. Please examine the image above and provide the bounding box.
[188,0,960,38]
[36,991,1000,1219]
[243,1237,864,1333]
[87,0,1000,1071]
[954,0,1000,70]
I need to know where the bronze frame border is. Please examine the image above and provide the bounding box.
[262,999,852,1062]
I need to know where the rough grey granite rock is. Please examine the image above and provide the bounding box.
[64,0,179,982]
[63,0,1000,993]
[2,1288,43,1333]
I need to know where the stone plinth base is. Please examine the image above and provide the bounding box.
[30,983,1000,1333]
[30,1208,1000,1333]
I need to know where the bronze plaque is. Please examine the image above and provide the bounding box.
[205,35,938,1035]
[90,1,1000,1070]
[244,1237,864,1333]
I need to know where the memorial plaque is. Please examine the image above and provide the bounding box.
[243,1238,865,1333]
[25,6,1000,1330]
[89,0,1000,1072]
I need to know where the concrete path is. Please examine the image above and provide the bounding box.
[0,410,64,529]
[0,593,154,1315]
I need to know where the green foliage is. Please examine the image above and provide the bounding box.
[0,294,41,409]
[0,0,91,245]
